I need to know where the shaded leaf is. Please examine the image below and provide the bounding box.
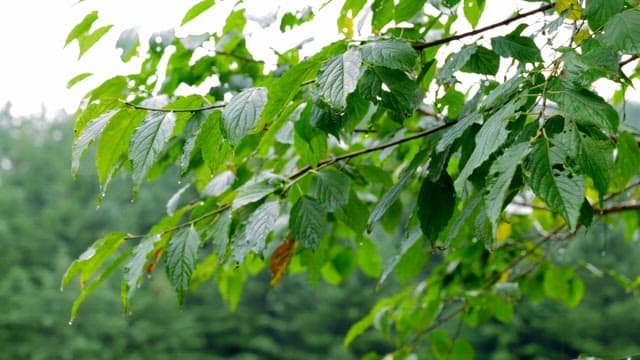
[601,9,640,54]
[485,141,530,232]
[418,172,456,244]
[290,196,326,249]
[312,168,351,211]
[585,0,624,30]
[491,34,542,63]
[165,225,200,305]
[547,77,618,133]
[526,139,585,230]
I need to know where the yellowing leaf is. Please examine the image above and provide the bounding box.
[556,0,582,21]
[269,235,296,287]
[496,222,512,242]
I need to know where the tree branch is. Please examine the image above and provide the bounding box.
[412,4,554,51]
[288,121,458,181]
[123,101,226,113]
[598,202,640,215]
[620,54,639,68]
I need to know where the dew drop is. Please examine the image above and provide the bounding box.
[68,320,73,326]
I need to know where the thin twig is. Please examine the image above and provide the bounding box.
[288,121,458,181]
[412,4,554,50]
[620,54,639,68]
[597,202,640,215]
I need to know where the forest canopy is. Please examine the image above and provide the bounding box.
[62,0,640,357]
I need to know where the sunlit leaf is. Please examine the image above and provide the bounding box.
[222,87,267,144]
[181,0,216,25]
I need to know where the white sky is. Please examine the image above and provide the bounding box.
[0,1,632,118]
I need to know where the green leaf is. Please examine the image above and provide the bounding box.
[585,0,623,30]
[122,234,160,310]
[232,181,277,210]
[222,87,268,145]
[360,39,418,71]
[561,42,620,86]
[207,208,232,259]
[232,200,280,262]
[66,72,93,89]
[290,196,326,249]
[72,109,117,176]
[601,9,640,54]
[181,0,216,25]
[65,11,98,46]
[261,41,346,126]
[526,139,585,230]
[372,0,395,32]
[129,111,176,191]
[451,339,475,360]
[429,329,452,359]
[312,168,351,211]
[455,96,525,194]
[197,111,231,173]
[379,229,421,285]
[485,141,530,232]
[359,66,418,117]
[463,0,485,28]
[369,151,428,226]
[316,49,362,111]
[481,76,525,110]
[488,295,514,323]
[78,25,113,59]
[335,190,369,234]
[547,77,618,133]
[165,225,200,305]
[71,249,131,322]
[461,45,500,75]
[418,172,456,244]
[491,34,542,63]
[337,0,367,35]
[573,127,614,196]
[544,266,584,307]
[96,109,145,186]
[614,131,640,188]
[116,27,140,62]
[395,0,427,22]
[438,45,477,85]
[436,112,482,152]
[61,232,128,290]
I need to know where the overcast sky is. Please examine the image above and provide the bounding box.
[2,1,627,118]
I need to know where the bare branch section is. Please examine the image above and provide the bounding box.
[412,4,554,50]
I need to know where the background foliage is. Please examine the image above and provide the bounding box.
[56,0,640,357]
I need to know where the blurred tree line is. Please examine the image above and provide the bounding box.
[0,105,639,359]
